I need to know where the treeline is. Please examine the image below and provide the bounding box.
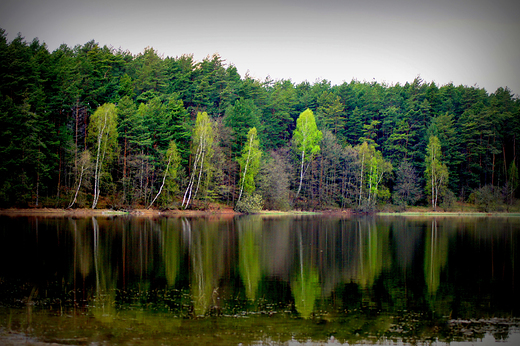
[1,30,519,211]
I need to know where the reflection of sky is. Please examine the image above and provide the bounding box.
[283,332,520,345]
[1,0,519,96]
[281,331,520,345]
[436,331,520,346]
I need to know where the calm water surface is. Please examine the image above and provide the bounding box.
[0,215,519,345]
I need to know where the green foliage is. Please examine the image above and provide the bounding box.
[165,93,191,165]
[88,103,118,208]
[263,80,297,149]
[469,185,503,212]
[356,142,392,210]
[425,136,449,210]
[293,109,323,160]
[224,98,261,152]
[237,127,262,202]
[293,109,323,196]
[182,112,215,208]
[1,29,519,210]
[235,193,264,214]
[439,189,456,211]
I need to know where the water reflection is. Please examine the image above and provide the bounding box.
[238,216,262,302]
[0,215,519,345]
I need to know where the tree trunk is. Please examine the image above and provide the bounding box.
[148,153,173,209]
[238,134,254,203]
[92,111,108,209]
[358,151,365,207]
[68,156,87,209]
[297,150,305,197]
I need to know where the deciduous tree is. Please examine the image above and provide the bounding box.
[88,103,118,209]
[425,135,449,210]
[237,127,261,203]
[293,109,322,197]
[182,112,214,208]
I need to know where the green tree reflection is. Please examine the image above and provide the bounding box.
[238,216,263,302]
[357,219,391,289]
[162,219,181,287]
[189,219,223,316]
[424,218,448,297]
[292,229,321,318]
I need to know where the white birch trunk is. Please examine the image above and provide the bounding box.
[182,134,204,208]
[358,151,365,207]
[148,153,173,209]
[68,158,86,209]
[297,150,305,197]
[238,134,254,203]
[91,112,107,209]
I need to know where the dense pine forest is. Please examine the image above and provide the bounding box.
[1,30,519,211]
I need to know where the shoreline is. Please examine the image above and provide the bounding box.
[1,207,519,218]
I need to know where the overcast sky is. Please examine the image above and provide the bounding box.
[1,0,519,96]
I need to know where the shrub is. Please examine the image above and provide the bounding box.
[440,189,456,211]
[235,194,263,214]
[469,185,502,212]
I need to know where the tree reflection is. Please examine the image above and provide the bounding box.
[424,218,448,297]
[357,219,391,289]
[292,228,321,318]
[238,216,262,302]
[189,219,225,316]
[162,219,181,287]
[91,217,117,323]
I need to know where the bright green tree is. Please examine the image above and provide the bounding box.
[425,135,449,210]
[293,109,322,196]
[237,127,262,203]
[88,103,118,209]
[356,142,392,209]
[182,112,214,208]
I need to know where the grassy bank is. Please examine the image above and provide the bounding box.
[378,211,520,217]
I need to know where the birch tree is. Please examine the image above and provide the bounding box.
[148,140,181,208]
[68,150,92,208]
[293,109,322,197]
[182,112,214,208]
[87,103,118,209]
[357,142,392,209]
[366,148,392,207]
[237,127,261,203]
[425,135,449,210]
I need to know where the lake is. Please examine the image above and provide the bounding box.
[0,214,519,345]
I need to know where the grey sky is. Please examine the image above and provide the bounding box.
[1,0,519,95]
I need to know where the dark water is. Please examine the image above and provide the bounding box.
[0,215,519,345]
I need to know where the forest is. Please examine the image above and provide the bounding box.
[1,29,519,212]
